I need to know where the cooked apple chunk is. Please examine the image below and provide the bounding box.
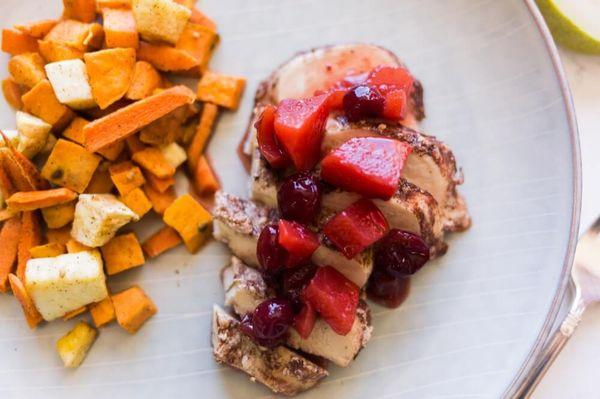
[56,321,98,368]
[45,59,96,110]
[25,250,108,321]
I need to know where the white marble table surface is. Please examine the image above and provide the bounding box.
[533,49,600,399]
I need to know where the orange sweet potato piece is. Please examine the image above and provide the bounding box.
[189,7,217,31]
[187,102,218,171]
[41,201,76,228]
[142,225,181,258]
[0,139,48,191]
[89,296,116,327]
[85,164,114,194]
[163,193,212,252]
[66,239,92,253]
[139,105,192,146]
[119,187,152,217]
[143,184,175,215]
[2,29,39,56]
[22,80,75,130]
[101,232,145,275]
[41,139,101,193]
[103,8,138,48]
[8,273,43,329]
[29,242,67,258]
[125,61,161,100]
[131,147,175,179]
[0,159,16,199]
[84,48,136,109]
[62,305,88,320]
[143,171,174,193]
[6,188,77,211]
[125,134,145,155]
[38,40,84,62]
[193,156,219,196]
[97,0,131,9]
[16,211,42,282]
[137,41,199,72]
[46,226,72,245]
[112,285,157,333]
[84,85,196,152]
[0,217,21,292]
[15,20,58,38]
[8,52,46,88]
[176,23,218,74]
[197,71,245,110]
[2,78,24,109]
[45,20,104,51]
[109,161,145,195]
[63,0,97,23]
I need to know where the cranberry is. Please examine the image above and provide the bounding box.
[375,229,430,278]
[343,85,384,122]
[239,313,284,348]
[277,172,322,224]
[366,269,410,308]
[257,224,286,273]
[252,298,294,341]
[281,263,318,311]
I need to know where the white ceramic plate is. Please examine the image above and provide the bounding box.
[0,0,580,398]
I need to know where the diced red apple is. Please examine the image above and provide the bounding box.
[323,199,389,259]
[293,302,317,339]
[278,219,319,268]
[304,266,359,336]
[366,65,414,95]
[256,105,290,169]
[274,94,329,171]
[381,89,407,120]
[321,137,412,200]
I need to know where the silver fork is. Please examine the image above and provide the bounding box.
[514,218,600,398]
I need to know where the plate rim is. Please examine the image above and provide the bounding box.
[504,0,582,396]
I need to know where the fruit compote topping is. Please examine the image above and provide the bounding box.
[278,219,319,268]
[321,137,412,200]
[240,298,294,348]
[367,229,430,308]
[323,199,389,259]
[255,104,289,169]
[277,172,322,225]
[342,85,385,121]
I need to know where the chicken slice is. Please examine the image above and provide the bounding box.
[213,191,373,288]
[212,305,328,396]
[221,258,373,367]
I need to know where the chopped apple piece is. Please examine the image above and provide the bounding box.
[56,321,98,368]
[45,59,96,110]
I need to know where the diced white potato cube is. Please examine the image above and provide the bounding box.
[45,59,96,110]
[132,0,191,44]
[160,142,187,169]
[71,194,139,247]
[0,129,20,148]
[16,111,52,158]
[25,250,108,321]
[56,322,98,368]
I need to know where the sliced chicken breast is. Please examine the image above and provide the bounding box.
[213,191,373,288]
[212,305,328,396]
[221,258,373,368]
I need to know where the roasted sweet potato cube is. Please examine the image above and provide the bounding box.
[132,0,190,44]
[22,80,74,130]
[41,201,76,228]
[136,42,199,72]
[163,193,212,253]
[29,242,67,258]
[8,53,46,88]
[189,7,216,31]
[196,71,245,110]
[84,48,136,109]
[139,106,190,146]
[85,163,114,194]
[143,184,175,215]
[66,239,93,253]
[119,187,152,218]
[193,156,219,196]
[112,285,157,333]
[46,226,72,245]
[89,296,115,327]
[109,161,145,195]
[63,0,97,23]
[125,61,161,100]
[132,147,175,178]
[176,23,218,74]
[62,117,89,144]
[45,20,104,51]
[0,217,21,292]
[103,8,138,48]
[38,40,84,63]
[41,139,100,193]
[142,225,181,258]
[101,232,144,275]
[2,78,24,109]
[14,20,58,38]
[2,29,39,56]
[143,172,174,193]
[187,102,218,171]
